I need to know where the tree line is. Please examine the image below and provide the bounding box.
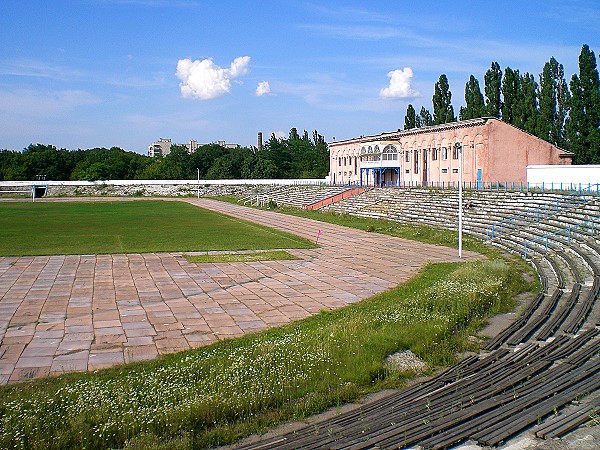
[0,128,330,181]
[404,44,600,164]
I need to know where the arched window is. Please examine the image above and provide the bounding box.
[382,145,398,161]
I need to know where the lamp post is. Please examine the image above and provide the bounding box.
[455,142,463,258]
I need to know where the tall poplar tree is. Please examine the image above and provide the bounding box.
[459,75,485,120]
[566,44,600,163]
[418,106,433,127]
[568,75,587,162]
[537,57,570,148]
[432,74,456,125]
[404,104,417,130]
[288,128,300,141]
[501,67,520,124]
[517,72,539,135]
[556,67,571,148]
[484,62,503,118]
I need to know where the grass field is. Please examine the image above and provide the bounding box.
[0,200,315,256]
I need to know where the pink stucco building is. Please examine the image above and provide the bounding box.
[329,118,573,187]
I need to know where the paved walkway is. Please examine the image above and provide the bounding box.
[0,199,479,384]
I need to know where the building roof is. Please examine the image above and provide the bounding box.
[329,118,574,158]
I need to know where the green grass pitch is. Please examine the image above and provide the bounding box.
[0,200,315,256]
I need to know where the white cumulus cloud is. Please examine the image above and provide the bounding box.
[256,81,271,96]
[379,67,420,99]
[176,56,250,100]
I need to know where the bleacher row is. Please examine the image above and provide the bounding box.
[236,187,600,449]
[237,184,350,209]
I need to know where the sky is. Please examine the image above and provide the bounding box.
[0,1,599,154]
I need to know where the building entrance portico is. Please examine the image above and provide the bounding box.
[358,142,401,187]
[360,167,401,187]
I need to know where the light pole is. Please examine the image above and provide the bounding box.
[455,142,463,258]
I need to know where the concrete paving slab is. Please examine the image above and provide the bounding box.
[0,198,478,384]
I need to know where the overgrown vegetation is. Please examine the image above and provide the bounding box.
[292,208,490,254]
[0,257,532,450]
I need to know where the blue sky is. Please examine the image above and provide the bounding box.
[0,1,598,153]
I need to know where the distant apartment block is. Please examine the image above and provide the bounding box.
[148,138,172,157]
[215,140,241,149]
[185,140,198,153]
[148,138,239,157]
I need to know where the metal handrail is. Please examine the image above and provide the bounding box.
[523,215,600,258]
[486,188,598,240]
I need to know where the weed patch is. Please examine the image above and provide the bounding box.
[183,250,299,263]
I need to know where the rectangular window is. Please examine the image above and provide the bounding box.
[453,145,459,159]
[405,169,410,173]
[405,151,410,162]
[452,168,459,173]
[442,168,448,174]
[442,147,448,160]
[414,150,419,173]
[432,148,438,161]
[338,157,342,166]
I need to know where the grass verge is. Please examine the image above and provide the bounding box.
[183,250,299,263]
[0,200,315,256]
[0,257,533,450]
[210,196,490,255]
